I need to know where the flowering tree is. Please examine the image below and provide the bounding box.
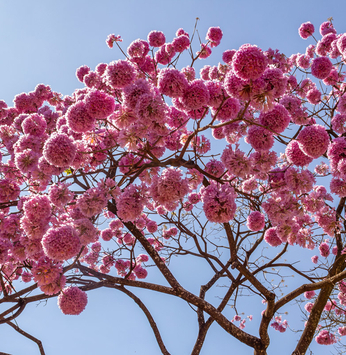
[1,18,346,355]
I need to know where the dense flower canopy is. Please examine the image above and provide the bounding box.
[1,19,346,355]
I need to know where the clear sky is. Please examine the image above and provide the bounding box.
[1,0,346,354]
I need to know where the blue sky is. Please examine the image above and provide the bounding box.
[1,0,346,354]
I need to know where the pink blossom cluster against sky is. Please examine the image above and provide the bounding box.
[1,0,346,354]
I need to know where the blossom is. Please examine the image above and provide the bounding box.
[264,227,282,247]
[43,133,76,168]
[205,159,225,177]
[298,22,315,39]
[106,34,122,48]
[116,184,147,222]
[319,242,330,257]
[181,80,210,110]
[246,211,265,231]
[285,141,313,167]
[206,27,223,47]
[58,286,88,315]
[306,88,321,105]
[258,104,290,134]
[15,149,39,173]
[222,49,236,64]
[200,182,237,223]
[76,187,108,218]
[212,97,240,122]
[42,225,81,261]
[304,290,316,299]
[105,60,136,89]
[76,65,90,82]
[297,124,329,159]
[74,218,98,246]
[22,113,47,136]
[157,68,188,98]
[147,30,166,47]
[84,89,115,119]
[197,44,212,59]
[48,182,74,208]
[155,44,176,65]
[66,101,95,133]
[221,145,253,178]
[320,21,336,36]
[315,330,336,345]
[232,44,267,80]
[245,126,274,151]
[150,168,190,210]
[331,113,346,134]
[311,57,333,80]
[130,38,150,58]
[172,35,190,52]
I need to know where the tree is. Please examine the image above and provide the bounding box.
[1,17,346,355]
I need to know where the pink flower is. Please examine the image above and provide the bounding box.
[77,187,108,218]
[259,104,290,134]
[206,27,223,47]
[319,242,330,257]
[84,89,115,119]
[264,227,282,247]
[146,220,158,233]
[232,44,267,80]
[297,124,329,159]
[58,286,88,315]
[158,68,188,98]
[74,218,98,246]
[311,57,333,80]
[134,265,148,279]
[105,60,136,89]
[304,290,316,299]
[42,225,81,261]
[330,178,346,198]
[76,65,90,82]
[221,145,252,178]
[116,185,147,222]
[311,255,319,264]
[338,327,346,336]
[306,88,321,104]
[106,34,122,48]
[43,133,76,168]
[197,44,212,59]
[172,35,190,52]
[66,101,95,133]
[48,182,74,208]
[285,141,313,167]
[200,182,237,223]
[155,44,176,65]
[212,97,240,122]
[150,168,190,211]
[147,31,166,47]
[15,149,39,173]
[222,49,236,64]
[304,302,314,313]
[127,39,149,58]
[298,22,315,39]
[320,21,336,36]
[247,211,265,231]
[315,330,336,345]
[182,80,209,110]
[22,113,47,136]
[245,126,274,151]
[205,160,225,178]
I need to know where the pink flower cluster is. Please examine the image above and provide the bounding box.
[200,182,237,223]
[58,286,88,315]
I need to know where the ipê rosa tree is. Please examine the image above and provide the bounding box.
[1,18,346,355]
